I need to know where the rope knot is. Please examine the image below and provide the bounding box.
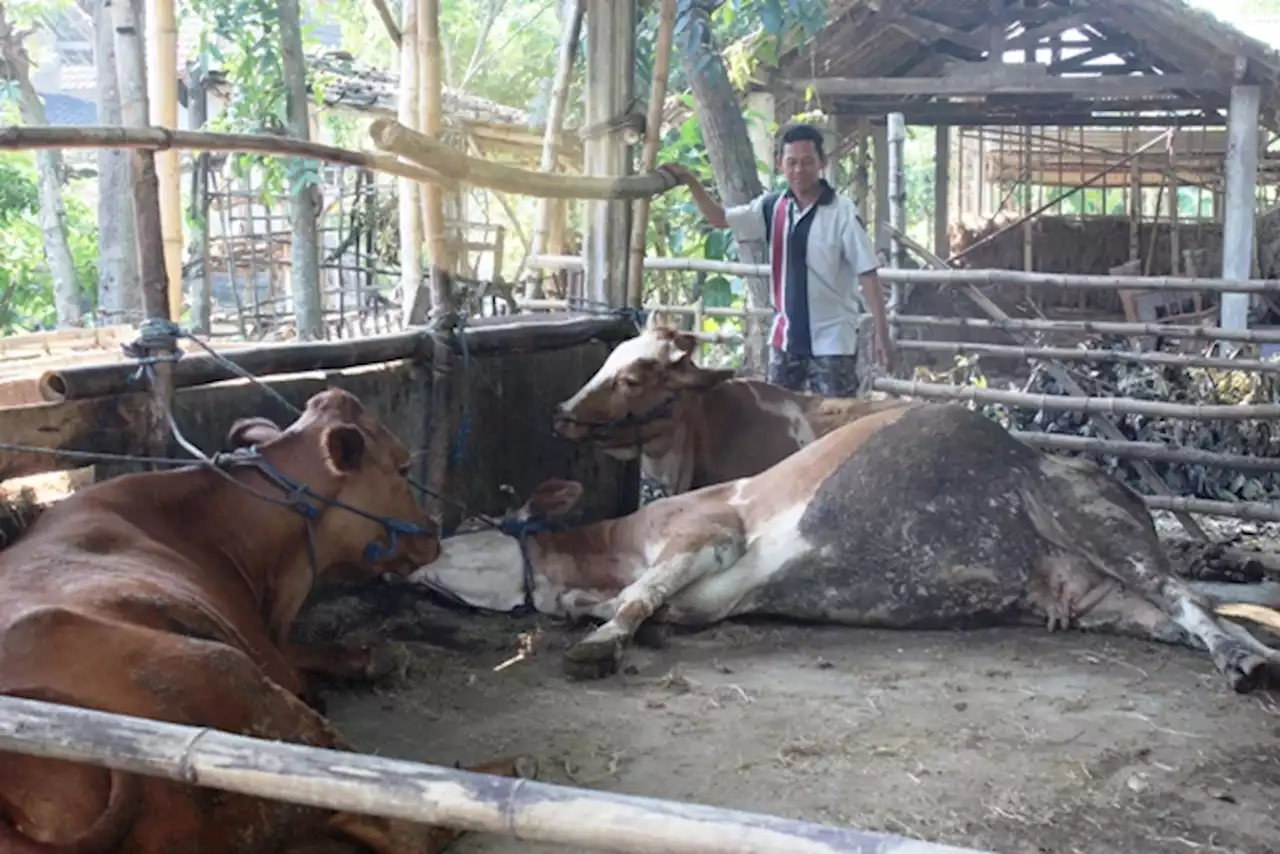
[122,318,186,364]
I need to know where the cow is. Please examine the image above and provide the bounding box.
[414,400,1280,692]
[551,318,907,496]
[0,387,533,854]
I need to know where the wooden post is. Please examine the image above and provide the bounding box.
[1221,81,1261,331]
[582,0,637,308]
[624,0,677,309]
[145,0,182,322]
[396,0,422,324]
[107,0,174,468]
[188,71,212,334]
[934,126,950,256]
[852,120,869,216]
[527,0,586,300]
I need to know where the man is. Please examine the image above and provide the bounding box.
[662,122,895,397]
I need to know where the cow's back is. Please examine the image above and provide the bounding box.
[741,403,1053,626]
[691,380,829,485]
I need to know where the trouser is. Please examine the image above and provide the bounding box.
[767,347,866,397]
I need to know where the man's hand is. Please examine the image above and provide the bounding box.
[873,328,897,375]
[657,163,700,188]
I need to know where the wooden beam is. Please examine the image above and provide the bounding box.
[1221,83,1261,331]
[1003,12,1098,52]
[775,71,1231,99]
[888,11,988,55]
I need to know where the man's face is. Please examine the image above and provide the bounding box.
[780,139,825,196]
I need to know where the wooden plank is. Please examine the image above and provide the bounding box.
[887,12,989,54]
[776,71,1231,98]
[1002,12,1099,52]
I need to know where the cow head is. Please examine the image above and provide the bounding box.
[224,388,441,579]
[552,319,736,456]
[409,477,584,613]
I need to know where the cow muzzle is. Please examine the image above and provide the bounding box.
[552,403,592,442]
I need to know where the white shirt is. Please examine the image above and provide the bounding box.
[724,181,879,357]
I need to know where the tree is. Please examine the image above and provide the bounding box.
[0,4,84,328]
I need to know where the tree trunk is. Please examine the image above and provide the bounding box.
[277,0,324,340]
[93,0,141,324]
[0,9,83,328]
[678,0,767,372]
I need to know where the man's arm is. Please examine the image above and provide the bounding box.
[661,164,765,241]
[842,204,895,370]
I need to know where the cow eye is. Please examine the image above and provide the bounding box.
[617,374,640,389]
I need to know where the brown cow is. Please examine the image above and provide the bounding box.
[417,401,1280,691]
[0,387,532,854]
[551,320,906,495]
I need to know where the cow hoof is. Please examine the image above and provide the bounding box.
[563,638,623,681]
[1224,649,1270,694]
[365,642,413,682]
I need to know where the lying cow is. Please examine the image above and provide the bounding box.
[0,387,531,854]
[552,319,905,496]
[417,401,1279,692]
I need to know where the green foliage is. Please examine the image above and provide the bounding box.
[0,152,97,333]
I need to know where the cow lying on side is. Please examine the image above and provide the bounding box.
[0,388,531,854]
[417,401,1280,692]
[552,320,906,495]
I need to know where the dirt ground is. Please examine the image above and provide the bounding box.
[300,516,1280,854]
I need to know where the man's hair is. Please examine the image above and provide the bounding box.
[776,123,826,161]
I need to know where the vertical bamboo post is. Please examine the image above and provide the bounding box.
[418,0,451,318]
[107,0,173,468]
[145,0,182,322]
[933,126,950,256]
[396,0,422,326]
[886,113,905,277]
[624,0,677,310]
[187,71,212,334]
[525,0,585,298]
[1222,77,1260,331]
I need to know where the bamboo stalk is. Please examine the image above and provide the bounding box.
[516,297,772,319]
[872,377,1280,420]
[368,119,685,200]
[624,0,678,309]
[896,339,1280,375]
[0,695,985,854]
[0,126,454,189]
[396,0,422,324]
[892,314,1280,345]
[145,0,183,321]
[889,267,1280,294]
[1011,431,1280,474]
[526,0,586,295]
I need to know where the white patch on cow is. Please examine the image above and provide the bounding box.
[745,385,816,445]
[724,478,751,507]
[662,502,814,623]
[409,531,546,613]
[560,333,669,411]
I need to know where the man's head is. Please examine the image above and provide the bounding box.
[776,123,827,198]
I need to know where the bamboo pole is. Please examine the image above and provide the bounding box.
[896,339,1280,375]
[889,267,1280,295]
[419,0,451,313]
[0,126,453,188]
[872,377,1280,420]
[624,0,678,309]
[0,695,986,854]
[1144,495,1280,523]
[368,120,685,200]
[108,0,174,468]
[1010,431,1280,474]
[397,0,423,326]
[526,0,586,296]
[891,314,1280,345]
[145,0,182,322]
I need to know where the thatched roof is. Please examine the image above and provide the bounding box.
[766,0,1280,130]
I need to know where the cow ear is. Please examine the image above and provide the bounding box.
[666,332,698,362]
[322,425,366,474]
[667,362,735,390]
[523,478,583,518]
[226,417,280,449]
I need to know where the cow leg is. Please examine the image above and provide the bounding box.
[564,525,746,680]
